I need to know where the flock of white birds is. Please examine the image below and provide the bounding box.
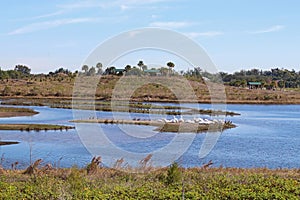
[158,116,225,124]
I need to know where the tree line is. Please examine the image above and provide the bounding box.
[0,65,76,80]
[217,68,300,89]
[80,60,175,76]
[1,63,300,89]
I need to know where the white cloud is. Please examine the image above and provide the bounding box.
[249,25,285,34]
[184,31,224,38]
[149,21,194,29]
[29,10,66,20]
[8,18,100,35]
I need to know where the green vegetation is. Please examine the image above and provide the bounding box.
[205,68,300,89]
[0,124,74,131]
[0,165,299,199]
[165,162,182,185]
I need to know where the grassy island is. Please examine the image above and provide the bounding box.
[0,107,38,118]
[0,124,74,131]
[72,119,236,133]
[0,141,19,146]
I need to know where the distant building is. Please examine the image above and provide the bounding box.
[248,82,262,89]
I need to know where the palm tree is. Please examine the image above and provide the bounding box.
[96,62,103,75]
[88,67,96,76]
[137,60,144,71]
[167,62,175,75]
[125,65,132,72]
[82,65,89,73]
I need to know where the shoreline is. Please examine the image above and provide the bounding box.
[1,96,300,105]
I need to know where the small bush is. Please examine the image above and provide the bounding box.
[166,162,181,185]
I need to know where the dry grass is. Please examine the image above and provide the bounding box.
[1,75,300,104]
[0,107,38,118]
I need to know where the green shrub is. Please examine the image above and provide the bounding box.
[166,162,181,185]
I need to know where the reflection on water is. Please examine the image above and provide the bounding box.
[0,104,300,169]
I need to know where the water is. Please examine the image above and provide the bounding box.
[0,104,300,169]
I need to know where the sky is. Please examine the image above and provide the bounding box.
[0,0,299,73]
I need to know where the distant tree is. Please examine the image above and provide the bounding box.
[240,80,247,87]
[88,67,96,76]
[104,66,116,75]
[82,65,89,73]
[0,69,9,79]
[137,60,144,71]
[7,70,21,79]
[53,67,71,75]
[14,65,31,75]
[96,62,103,75]
[167,62,175,75]
[167,62,175,69]
[278,80,285,89]
[125,65,132,72]
[194,67,202,78]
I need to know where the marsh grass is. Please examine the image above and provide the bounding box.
[0,159,300,199]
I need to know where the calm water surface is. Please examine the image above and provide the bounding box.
[0,104,300,169]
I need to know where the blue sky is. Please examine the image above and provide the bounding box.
[0,0,299,73]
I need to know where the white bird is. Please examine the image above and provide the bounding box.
[170,116,178,123]
[162,118,171,123]
[213,119,219,124]
[178,116,184,123]
[204,119,214,124]
[186,119,195,124]
[198,118,206,124]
